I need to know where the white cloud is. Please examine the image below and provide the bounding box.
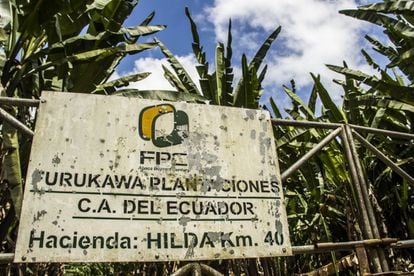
[119,0,381,109]
[204,0,376,103]
[120,55,200,91]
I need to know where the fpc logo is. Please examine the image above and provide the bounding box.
[138,104,189,147]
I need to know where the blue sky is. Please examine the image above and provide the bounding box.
[116,0,382,111]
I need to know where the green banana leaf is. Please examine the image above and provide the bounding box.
[328,64,414,106]
[311,73,347,123]
[155,38,201,95]
[114,89,207,103]
[232,26,281,106]
[94,72,151,94]
[283,85,316,120]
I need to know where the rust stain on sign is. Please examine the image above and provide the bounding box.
[15,91,291,263]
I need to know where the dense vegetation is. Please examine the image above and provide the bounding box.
[154,1,414,274]
[0,0,413,274]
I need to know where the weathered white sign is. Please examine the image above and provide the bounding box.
[15,91,291,262]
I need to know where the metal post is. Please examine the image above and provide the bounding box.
[0,253,14,263]
[272,119,343,129]
[348,127,390,272]
[1,239,413,263]
[281,127,342,181]
[171,263,224,276]
[392,239,414,249]
[200,264,224,276]
[350,124,414,140]
[291,238,397,254]
[352,130,414,187]
[345,125,389,272]
[192,263,202,276]
[0,107,34,137]
[271,119,414,140]
[355,245,370,275]
[171,264,193,276]
[341,126,376,273]
[0,97,41,107]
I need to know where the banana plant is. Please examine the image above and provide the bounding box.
[266,1,414,273]
[265,79,350,273]
[0,0,165,247]
[336,1,414,244]
[155,7,281,109]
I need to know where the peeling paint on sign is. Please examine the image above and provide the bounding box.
[15,91,291,263]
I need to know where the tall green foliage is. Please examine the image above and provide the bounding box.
[0,0,164,251]
[267,80,351,273]
[1,0,413,274]
[157,7,281,109]
[337,0,414,242]
[267,0,414,272]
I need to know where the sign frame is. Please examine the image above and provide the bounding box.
[15,91,291,263]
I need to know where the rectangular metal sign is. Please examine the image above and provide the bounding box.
[15,91,291,262]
